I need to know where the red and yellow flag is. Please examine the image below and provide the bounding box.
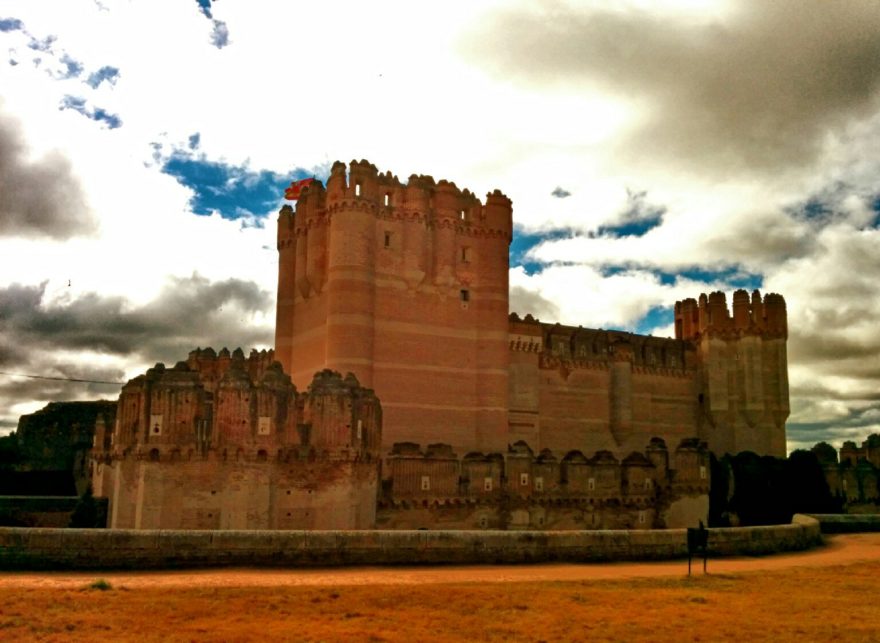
[284,177,314,200]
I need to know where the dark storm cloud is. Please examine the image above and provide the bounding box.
[0,273,274,429]
[464,1,880,176]
[551,186,571,198]
[0,275,273,360]
[0,112,94,239]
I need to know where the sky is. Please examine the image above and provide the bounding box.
[0,0,879,453]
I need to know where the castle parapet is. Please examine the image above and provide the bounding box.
[674,289,788,340]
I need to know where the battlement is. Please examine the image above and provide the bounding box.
[674,289,787,341]
[277,159,513,247]
[508,313,694,371]
[103,353,381,461]
[378,437,709,529]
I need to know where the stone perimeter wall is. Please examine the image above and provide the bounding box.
[0,515,821,570]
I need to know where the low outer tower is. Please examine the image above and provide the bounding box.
[275,160,513,454]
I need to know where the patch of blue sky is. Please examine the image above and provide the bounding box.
[85,65,119,88]
[509,225,575,274]
[634,305,674,336]
[595,212,662,238]
[59,53,83,79]
[195,0,213,19]
[28,34,55,52]
[160,150,312,220]
[656,266,763,291]
[0,18,23,32]
[59,94,122,129]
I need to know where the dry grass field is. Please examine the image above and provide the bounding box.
[2,537,879,642]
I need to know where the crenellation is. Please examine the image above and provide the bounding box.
[379,437,709,529]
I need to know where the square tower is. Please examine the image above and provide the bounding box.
[276,160,513,454]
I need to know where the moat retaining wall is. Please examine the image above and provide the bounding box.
[806,514,880,533]
[0,516,821,570]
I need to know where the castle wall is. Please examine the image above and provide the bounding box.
[93,352,383,531]
[96,456,378,530]
[508,318,698,455]
[377,438,710,530]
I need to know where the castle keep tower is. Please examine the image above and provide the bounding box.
[674,290,789,457]
[276,160,513,453]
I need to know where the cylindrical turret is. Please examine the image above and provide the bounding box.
[325,162,377,386]
[432,181,459,288]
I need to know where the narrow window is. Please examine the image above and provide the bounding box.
[384,231,392,248]
[644,478,653,490]
[699,465,707,480]
[588,477,595,491]
[520,472,529,486]
[150,414,163,435]
[384,193,390,206]
[638,511,646,524]
[460,289,470,302]
[483,477,493,491]
[461,246,470,262]
[459,209,465,220]
[356,419,363,440]
[258,416,271,435]
[420,475,430,491]
[534,476,544,492]
[355,183,362,197]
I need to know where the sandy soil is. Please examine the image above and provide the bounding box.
[2,533,878,590]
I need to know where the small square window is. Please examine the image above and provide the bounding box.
[460,289,470,302]
[420,475,430,491]
[520,473,529,486]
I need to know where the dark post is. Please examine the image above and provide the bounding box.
[686,520,709,575]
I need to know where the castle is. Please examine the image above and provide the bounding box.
[92,159,789,530]
[274,159,789,458]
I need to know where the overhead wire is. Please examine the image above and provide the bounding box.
[0,371,124,385]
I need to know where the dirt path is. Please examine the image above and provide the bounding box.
[2,533,879,590]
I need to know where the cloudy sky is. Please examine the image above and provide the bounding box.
[0,0,878,452]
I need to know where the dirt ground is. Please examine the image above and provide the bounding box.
[2,534,879,642]
[2,532,879,589]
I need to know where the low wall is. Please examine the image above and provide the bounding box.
[806,514,880,533]
[0,516,822,570]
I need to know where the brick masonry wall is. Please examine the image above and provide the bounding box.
[0,516,822,570]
